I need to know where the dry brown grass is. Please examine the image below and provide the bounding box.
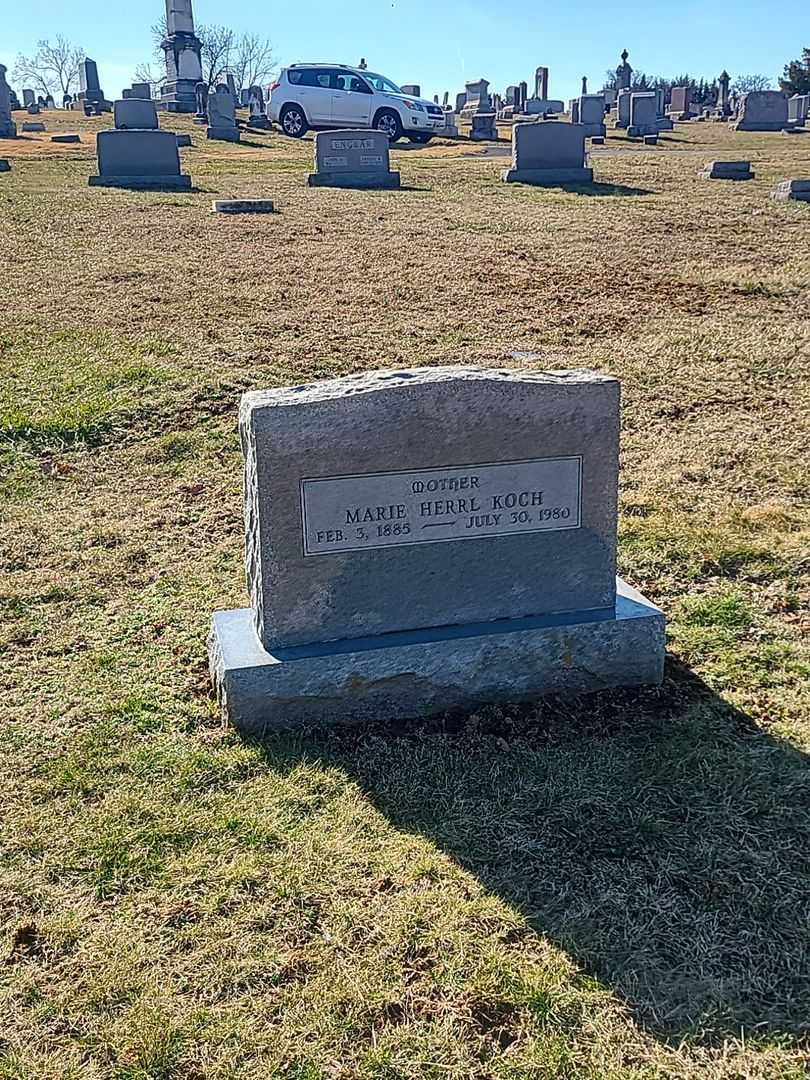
[1,113,809,1079]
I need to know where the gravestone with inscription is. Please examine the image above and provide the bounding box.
[308,129,400,188]
[502,122,592,185]
[209,367,665,731]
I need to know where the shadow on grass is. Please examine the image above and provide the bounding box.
[560,182,653,197]
[251,661,810,1048]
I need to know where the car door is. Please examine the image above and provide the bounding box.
[330,71,373,126]
[298,68,333,124]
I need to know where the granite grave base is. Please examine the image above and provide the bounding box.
[89,174,192,189]
[502,166,593,185]
[210,578,665,733]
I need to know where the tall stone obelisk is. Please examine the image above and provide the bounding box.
[160,0,204,112]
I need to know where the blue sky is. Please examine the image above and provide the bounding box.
[3,0,803,102]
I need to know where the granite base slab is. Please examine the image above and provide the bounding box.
[212,199,275,213]
[89,174,192,189]
[307,170,401,189]
[207,126,240,142]
[209,578,665,733]
[501,167,593,186]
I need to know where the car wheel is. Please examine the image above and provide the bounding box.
[408,133,432,144]
[374,109,403,142]
[280,104,307,138]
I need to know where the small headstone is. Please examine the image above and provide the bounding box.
[669,85,692,120]
[22,122,46,132]
[0,159,10,172]
[176,133,192,147]
[194,81,208,123]
[51,133,81,143]
[130,82,152,100]
[208,367,665,731]
[207,87,240,142]
[700,160,753,180]
[22,89,35,108]
[45,94,55,109]
[113,98,158,130]
[502,121,593,185]
[591,135,605,145]
[307,129,400,189]
[247,85,269,129]
[643,133,657,145]
[89,128,192,189]
[469,112,497,140]
[615,88,632,129]
[787,95,808,125]
[628,93,657,137]
[212,198,275,213]
[578,94,606,138]
[771,179,810,202]
[733,92,790,132]
[27,104,41,115]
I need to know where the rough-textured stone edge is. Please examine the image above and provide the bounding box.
[208,578,665,733]
[239,365,617,411]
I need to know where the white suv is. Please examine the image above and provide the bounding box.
[268,64,446,144]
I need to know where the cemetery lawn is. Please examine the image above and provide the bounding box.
[2,112,810,1080]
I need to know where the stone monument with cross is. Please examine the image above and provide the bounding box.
[160,0,204,112]
[616,50,633,91]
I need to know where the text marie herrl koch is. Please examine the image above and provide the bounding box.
[301,456,582,555]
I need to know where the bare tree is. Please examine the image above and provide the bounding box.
[133,63,162,97]
[227,33,276,91]
[732,74,773,94]
[199,24,235,89]
[13,35,84,97]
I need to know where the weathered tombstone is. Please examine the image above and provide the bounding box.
[535,66,549,100]
[77,58,111,112]
[400,84,421,97]
[22,89,35,108]
[470,111,497,140]
[27,104,41,115]
[89,98,191,189]
[62,93,72,109]
[9,89,20,111]
[733,91,790,131]
[505,85,517,106]
[788,95,808,125]
[45,94,55,109]
[628,92,657,137]
[131,82,152,100]
[502,121,593,184]
[455,91,467,114]
[208,367,665,731]
[239,88,250,107]
[194,81,208,123]
[22,121,46,132]
[569,99,580,123]
[616,49,633,91]
[700,160,753,180]
[669,85,692,120]
[518,81,528,111]
[227,74,239,100]
[247,85,269,128]
[439,108,459,137]
[160,0,204,111]
[51,133,81,143]
[212,198,275,213]
[615,88,632,129]
[579,94,606,137]
[207,86,240,142]
[643,134,657,145]
[716,70,731,117]
[0,66,17,138]
[113,97,158,130]
[307,129,400,188]
[771,179,810,202]
[461,79,489,117]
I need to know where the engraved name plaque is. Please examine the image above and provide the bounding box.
[301,457,581,556]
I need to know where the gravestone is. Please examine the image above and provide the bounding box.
[535,66,549,100]
[569,99,580,123]
[114,98,158,129]
[788,95,808,125]
[628,92,657,137]
[307,129,400,188]
[77,58,111,112]
[579,94,606,137]
[131,82,152,99]
[51,133,81,143]
[194,81,208,123]
[455,91,467,114]
[733,91,789,131]
[716,70,731,117]
[615,49,633,91]
[0,159,9,172]
[669,85,692,119]
[161,0,204,111]
[212,198,275,213]
[771,179,810,202]
[208,367,665,731]
[502,121,592,185]
[470,112,497,140]
[27,104,40,115]
[461,79,489,117]
[247,85,269,128]
[89,98,191,189]
[227,75,239,100]
[176,132,192,146]
[700,160,753,180]
[615,88,632,129]
[22,122,45,132]
[22,89,35,107]
[0,66,17,138]
[207,87,240,142]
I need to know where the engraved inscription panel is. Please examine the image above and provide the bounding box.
[301,457,581,556]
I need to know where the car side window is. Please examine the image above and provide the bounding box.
[295,69,331,89]
[287,70,303,85]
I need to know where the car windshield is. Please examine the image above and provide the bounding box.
[363,72,404,95]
